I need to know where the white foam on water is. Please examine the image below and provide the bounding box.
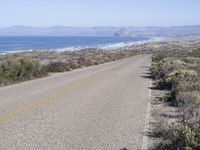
[0,53,6,55]
[0,37,164,54]
[51,47,78,52]
[101,37,164,50]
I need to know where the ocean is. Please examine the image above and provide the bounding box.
[0,36,152,54]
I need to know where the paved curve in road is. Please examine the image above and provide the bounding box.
[0,55,151,150]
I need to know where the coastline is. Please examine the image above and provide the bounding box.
[0,36,150,55]
[1,37,200,62]
[1,36,200,58]
[6,35,196,57]
[0,37,200,86]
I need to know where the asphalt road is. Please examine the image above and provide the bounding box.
[0,54,151,150]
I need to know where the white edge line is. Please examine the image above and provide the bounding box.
[142,80,152,150]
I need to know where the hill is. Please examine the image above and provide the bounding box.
[0,25,200,37]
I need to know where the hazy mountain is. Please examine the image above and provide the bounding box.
[126,25,200,37]
[114,28,133,37]
[0,26,120,36]
[0,25,200,37]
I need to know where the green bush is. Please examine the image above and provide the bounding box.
[151,51,200,149]
[184,50,200,58]
[164,70,197,88]
[151,63,160,79]
[0,58,47,86]
[165,123,200,150]
[151,59,187,80]
[193,94,200,108]
[183,57,200,64]
[152,51,170,63]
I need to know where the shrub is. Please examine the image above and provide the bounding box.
[84,59,95,66]
[152,51,170,63]
[151,59,187,80]
[164,70,197,88]
[46,61,70,72]
[77,56,87,67]
[68,60,79,69]
[151,51,200,149]
[193,94,200,108]
[184,50,200,58]
[183,57,200,64]
[163,123,200,150]
[150,64,160,79]
[174,81,200,94]
[0,58,47,86]
[0,49,138,86]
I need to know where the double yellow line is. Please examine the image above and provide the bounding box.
[0,70,111,125]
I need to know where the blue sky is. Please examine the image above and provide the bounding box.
[0,0,200,27]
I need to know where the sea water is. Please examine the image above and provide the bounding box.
[0,36,154,54]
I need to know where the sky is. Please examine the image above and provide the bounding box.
[0,0,200,27]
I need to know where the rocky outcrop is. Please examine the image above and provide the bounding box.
[114,28,133,37]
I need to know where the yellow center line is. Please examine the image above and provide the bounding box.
[0,70,111,125]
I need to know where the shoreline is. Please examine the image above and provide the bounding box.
[0,37,200,87]
[0,36,159,55]
[2,35,199,56]
[0,37,200,58]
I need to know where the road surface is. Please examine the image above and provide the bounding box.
[0,55,151,150]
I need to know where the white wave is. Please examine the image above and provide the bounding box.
[0,36,164,54]
[101,42,129,49]
[6,50,26,53]
[6,49,34,53]
[51,47,77,52]
[101,37,164,50]
[0,49,37,55]
[0,52,6,55]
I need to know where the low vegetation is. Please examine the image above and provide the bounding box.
[151,50,200,150]
[0,58,47,86]
[0,49,138,86]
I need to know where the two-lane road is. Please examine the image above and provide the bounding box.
[0,55,151,150]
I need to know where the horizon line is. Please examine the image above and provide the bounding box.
[1,24,200,28]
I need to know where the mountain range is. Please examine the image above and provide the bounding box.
[0,25,200,37]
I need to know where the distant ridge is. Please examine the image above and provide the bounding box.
[0,25,200,37]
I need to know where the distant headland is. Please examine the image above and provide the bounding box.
[0,25,200,37]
